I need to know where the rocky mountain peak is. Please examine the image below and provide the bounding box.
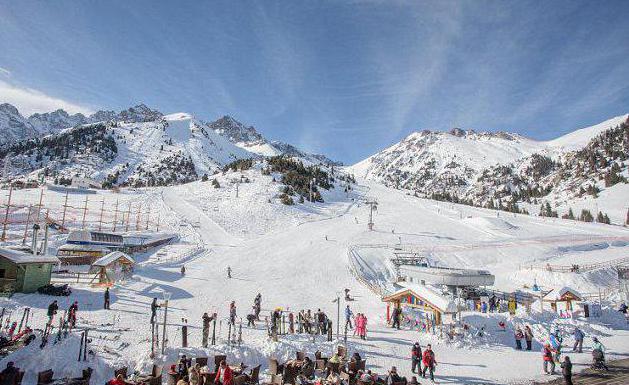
[207,115,264,144]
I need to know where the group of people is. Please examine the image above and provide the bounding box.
[513,325,535,350]
[409,342,437,382]
[45,299,78,329]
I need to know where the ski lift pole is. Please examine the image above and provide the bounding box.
[161,293,171,355]
[227,322,232,346]
[211,314,217,345]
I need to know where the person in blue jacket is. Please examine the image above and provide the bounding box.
[572,327,584,353]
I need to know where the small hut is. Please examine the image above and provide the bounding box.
[382,282,457,325]
[0,247,60,294]
[89,252,135,285]
[543,287,583,312]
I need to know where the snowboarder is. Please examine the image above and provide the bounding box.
[68,301,78,328]
[227,266,232,279]
[421,344,436,382]
[104,287,110,310]
[542,343,556,374]
[572,327,584,353]
[47,300,58,324]
[524,325,534,351]
[561,356,573,385]
[150,298,160,325]
[229,301,236,325]
[202,312,212,348]
[515,327,524,350]
[344,305,353,330]
[411,342,422,374]
[181,265,186,276]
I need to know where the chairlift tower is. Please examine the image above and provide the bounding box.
[366,200,378,230]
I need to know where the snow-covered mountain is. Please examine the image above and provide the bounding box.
[207,115,340,165]
[0,103,344,187]
[350,114,629,222]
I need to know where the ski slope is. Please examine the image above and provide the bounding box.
[0,178,628,385]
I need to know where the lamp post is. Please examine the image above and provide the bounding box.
[161,292,171,354]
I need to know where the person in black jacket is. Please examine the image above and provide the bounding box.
[0,362,19,385]
[561,356,572,385]
[150,298,160,325]
[411,342,422,373]
[104,287,111,310]
[47,300,58,324]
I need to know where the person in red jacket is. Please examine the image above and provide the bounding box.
[421,344,436,382]
[215,361,234,385]
[542,343,556,374]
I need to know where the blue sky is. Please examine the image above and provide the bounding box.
[0,1,628,163]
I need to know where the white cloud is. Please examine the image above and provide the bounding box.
[0,80,93,116]
[0,67,10,76]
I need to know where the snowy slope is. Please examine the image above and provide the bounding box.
[547,114,629,152]
[1,178,628,385]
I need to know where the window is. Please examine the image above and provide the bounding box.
[0,269,5,278]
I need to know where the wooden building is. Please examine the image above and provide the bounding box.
[0,247,59,294]
[382,282,457,325]
[543,287,583,312]
[89,251,135,285]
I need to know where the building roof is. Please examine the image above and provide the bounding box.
[543,286,583,301]
[0,247,60,264]
[122,232,179,246]
[92,251,135,267]
[383,281,458,313]
[58,243,112,252]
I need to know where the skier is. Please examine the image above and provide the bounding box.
[514,327,524,350]
[181,265,186,276]
[229,301,236,325]
[246,312,256,327]
[47,300,58,324]
[345,305,353,330]
[317,309,326,334]
[542,343,555,374]
[68,301,78,328]
[202,312,212,348]
[421,344,436,382]
[356,313,367,340]
[104,287,110,310]
[150,298,160,325]
[572,327,584,353]
[411,342,422,374]
[524,325,534,351]
[227,266,232,279]
[561,356,573,385]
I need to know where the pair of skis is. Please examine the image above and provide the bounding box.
[78,329,89,361]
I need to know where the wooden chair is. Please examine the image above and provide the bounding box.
[114,367,128,379]
[234,375,248,385]
[248,365,261,384]
[268,359,280,376]
[149,366,163,385]
[37,369,54,385]
[295,351,306,361]
[195,357,209,367]
[15,371,25,385]
[214,355,227,372]
[282,365,298,385]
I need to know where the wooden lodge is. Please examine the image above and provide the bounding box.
[89,251,135,285]
[382,282,457,325]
